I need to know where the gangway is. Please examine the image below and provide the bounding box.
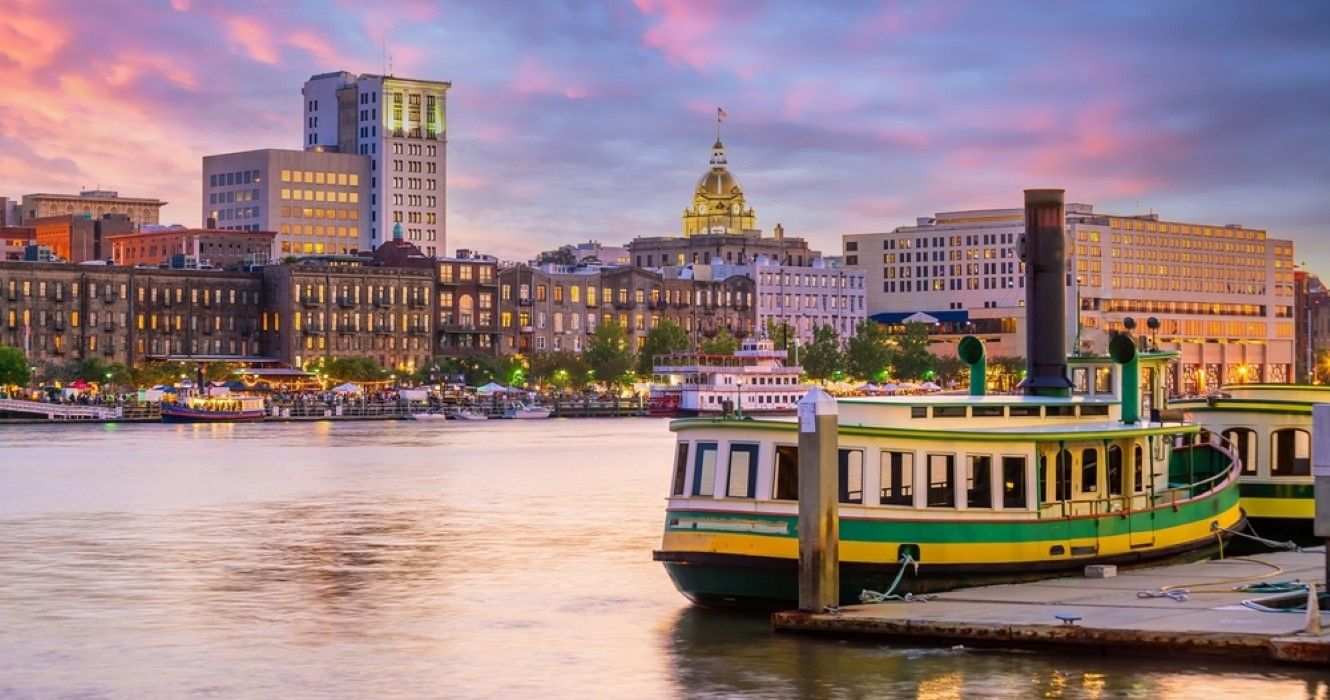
[0,398,120,421]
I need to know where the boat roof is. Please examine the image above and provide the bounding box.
[670,415,1195,441]
[838,394,1117,405]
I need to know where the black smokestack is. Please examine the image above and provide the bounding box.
[1020,189,1071,397]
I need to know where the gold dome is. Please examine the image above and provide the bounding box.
[682,139,756,236]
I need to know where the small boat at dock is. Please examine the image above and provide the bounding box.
[161,395,266,423]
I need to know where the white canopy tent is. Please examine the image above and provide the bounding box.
[332,382,362,394]
[902,311,939,324]
[475,382,511,394]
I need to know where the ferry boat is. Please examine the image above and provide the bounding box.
[651,339,809,417]
[1173,383,1325,541]
[160,394,267,423]
[652,189,1245,608]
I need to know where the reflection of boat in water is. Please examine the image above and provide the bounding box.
[505,404,552,419]
[653,190,1245,608]
[652,339,809,417]
[1174,383,1326,542]
[161,395,266,423]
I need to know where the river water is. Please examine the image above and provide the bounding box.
[0,418,1325,699]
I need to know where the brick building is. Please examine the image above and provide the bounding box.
[32,214,133,262]
[108,228,277,269]
[437,252,499,356]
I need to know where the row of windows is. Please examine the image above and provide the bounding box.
[279,206,361,221]
[211,206,259,222]
[2,280,260,305]
[280,170,359,186]
[210,189,260,205]
[209,170,261,188]
[280,189,360,204]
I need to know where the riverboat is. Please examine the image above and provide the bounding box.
[505,404,552,419]
[1173,384,1325,541]
[651,339,809,417]
[160,395,267,423]
[653,189,1245,608]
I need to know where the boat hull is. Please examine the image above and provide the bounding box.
[160,406,266,423]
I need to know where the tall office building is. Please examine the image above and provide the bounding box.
[302,71,450,257]
[202,149,369,256]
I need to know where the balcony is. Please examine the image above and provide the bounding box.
[52,320,66,331]
[337,297,356,308]
[373,298,390,308]
[520,325,534,333]
[101,294,116,304]
[408,297,427,309]
[201,326,213,335]
[102,344,114,356]
[300,296,321,308]
[408,324,429,335]
[614,301,635,310]
[102,322,115,332]
[373,324,391,334]
[518,298,533,306]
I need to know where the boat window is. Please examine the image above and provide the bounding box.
[927,454,955,508]
[1010,406,1041,417]
[1134,444,1144,492]
[838,449,864,504]
[933,406,966,418]
[773,445,799,500]
[671,442,689,496]
[1072,367,1089,394]
[692,442,717,496]
[1046,406,1076,417]
[1080,405,1109,417]
[1222,428,1257,475]
[1001,456,1026,508]
[910,406,927,419]
[726,443,760,498]
[1052,449,1073,501]
[966,454,992,508]
[1095,368,1113,394]
[1081,448,1098,493]
[973,406,1004,417]
[1107,445,1123,496]
[880,451,914,506]
[1271,428,1310,477]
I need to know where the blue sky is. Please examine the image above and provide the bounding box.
[2,0,1328,271]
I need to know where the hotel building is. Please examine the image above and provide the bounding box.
[302,72,449,256]
[19,190,166,227]
[201,148,369,256]
[844,205,1296,395]
[107,228,277,269]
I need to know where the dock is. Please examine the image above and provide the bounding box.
[772,547,1328,666]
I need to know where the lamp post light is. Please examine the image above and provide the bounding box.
[736,376,744,419]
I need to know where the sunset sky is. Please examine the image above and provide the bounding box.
[2,1,1328,271]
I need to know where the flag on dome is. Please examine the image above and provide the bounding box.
[717,107,727,122]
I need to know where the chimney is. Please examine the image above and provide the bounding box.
[1020,189,1072,397]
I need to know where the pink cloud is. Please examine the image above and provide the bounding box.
[633,0,758,75]
[226,15,279,64]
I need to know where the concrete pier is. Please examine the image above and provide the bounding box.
[773,547,1328,666]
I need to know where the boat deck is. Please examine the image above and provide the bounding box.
[773,547,1328,666]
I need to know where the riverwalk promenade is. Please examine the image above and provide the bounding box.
[773,547,1328,666]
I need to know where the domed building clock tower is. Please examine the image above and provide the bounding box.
[681,139,756,237]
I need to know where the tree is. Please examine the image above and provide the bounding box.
[845,319,892,381]
[0,344,30,390]
[765,319,795,356]
[536,246,577,266]
[890,321,935,381]
[529,351,588,390]
[637,318,691,376]
[801,324,843,383]
[989,356,1027,393]
[700,327,739,356]
[585,320,636,388]
[131,361,183,388]
[934,355,965,388]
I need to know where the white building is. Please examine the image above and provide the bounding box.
[843,205,1296,394]
[201,148,369,256]
[302,71,450,256]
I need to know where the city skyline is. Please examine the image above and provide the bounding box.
[2,1,1328,270]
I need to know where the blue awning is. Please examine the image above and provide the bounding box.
[870,310,970,324]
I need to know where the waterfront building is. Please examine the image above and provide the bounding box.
[1,226,35,261]
[261,259,434,372]
[302,71,450,256]
[751,258,865,343]
[436,250,499,356]
[660,270,755,345]
[843,205,1296,393]
[19,190,166,227]
[107,227,277,269]
[0,261,264,370]
[201,148,369,257]
[31,213,133,263]
[0,196,19,226]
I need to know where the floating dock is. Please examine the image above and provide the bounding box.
[773,547,1328,666]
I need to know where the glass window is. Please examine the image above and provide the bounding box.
[880,451,913,506]
[1271,428,1310,476]
[692,443,717,496]
[966,455,992,508]
[838,449,863,504]
[727,444,759,498]
[927,454,955,507]
[1222,428,1257,475]
[1053,449,1073,501]
[1081,448,1099,493]
[773,445,799,500]
[671,442,689,496]
[1107,445,1123,496]
[1001,456,1026,508]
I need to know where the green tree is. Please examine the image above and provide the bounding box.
[801,324,844,383]
[0,344,31,390]
[889,321,935,381]
[934,355,965,389]
[989,356,1027,393]
[765,319,795,356]
[699,327,739,356]
[529,351,587,390]
[845,319,892,381]
[638,318,691,375]
[585,321,636,388]
[131,361,183,388]
[536,246,577,266]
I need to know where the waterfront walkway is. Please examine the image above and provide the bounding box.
[773,547,1328,666]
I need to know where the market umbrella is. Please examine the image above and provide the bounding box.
[474,382,510,394]
[332,382,362,394]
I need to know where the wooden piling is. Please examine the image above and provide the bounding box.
[797,387,839,613]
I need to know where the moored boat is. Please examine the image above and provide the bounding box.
[405,409,449,421]
[454,407,490,421]
[161,395,267,423]
[652,338,809,417]
[505,404,552,419]
[653,189,1246,608]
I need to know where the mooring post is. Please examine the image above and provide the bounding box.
[1314,404,1330,594]
[797,387,839,612]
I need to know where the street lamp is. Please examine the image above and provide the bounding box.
[735,376,744,419]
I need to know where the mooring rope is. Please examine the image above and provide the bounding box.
[859,553,935,603]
